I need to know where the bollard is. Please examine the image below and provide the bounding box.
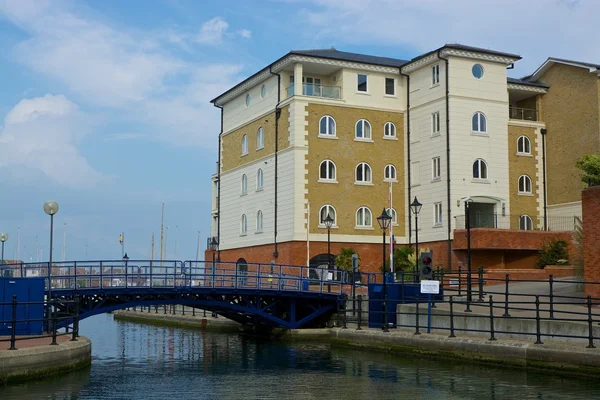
[155,305,158,314]
[182,305,186,316]
[342,300,348,329]
[192,307,195,317]
[164,305,167,314]
[449,296,456,338]
[50,303,58,345]
[587,296,595,349]
[549,274,554,320]
[489,296,497,341]
[414,295,421,335]
[9,295,17,350]
[478,266,484,302]
[458,267,462,297]
[356,295,363,330]
[71,295,80,341]
[503,274,511,317]
[203,309,207,317]
[535,295,543,345]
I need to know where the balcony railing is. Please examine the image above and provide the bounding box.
[509,106,538,121]
[454,214,581,231]
[286,84,342,100]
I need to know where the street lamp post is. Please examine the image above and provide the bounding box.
[377,209,392,332]
[43,201,59,332]
[324,214,334,293]
[410,197,423,282]
[464,199,473,304]
[209,238,219,318]
[0,233,8,263]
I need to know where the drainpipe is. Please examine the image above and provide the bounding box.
[269,66,282,259]
[399,68,412,246]
[213,103,224,261]
[541,128,548,230]
[437,49,452,271]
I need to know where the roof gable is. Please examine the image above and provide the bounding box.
[530,57,600,81]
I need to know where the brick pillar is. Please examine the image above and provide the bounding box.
[583,186,600,297]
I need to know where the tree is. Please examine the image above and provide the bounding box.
[575,154,600,187]
[535,239,569,268]
[381,247,416,274]
[335,248,359,272]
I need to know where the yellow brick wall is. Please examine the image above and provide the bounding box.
[538,64,600,205]
[221,106,289,173]
[508,124,539,228]
[305,104,405,235]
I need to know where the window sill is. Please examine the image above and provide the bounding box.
[431,133,441,138]
[255,230,263,234]
[256,188,263,192]
[472,179,491,184]
[433,224,444,228]
[354,138,374,143]
[384,94,397,98]
[431,177,441,183]
[518,192,534,196]
[240,233,247,237]
[383,136,398,141]
[411,183,421,187]
[256,146,264,151]
[318,225,339,229]
[516,152,533,157]
[318,179,338,184]
[431,83,440,89]
[471,132,488,137]
[240,192,248,197]
[318,135,338,140]
[354,182,374,186]
[355,226,374,230]
[356,91,370,96]
[241,152,248,157]
[384,179,398,183]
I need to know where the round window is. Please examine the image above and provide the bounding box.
[260,84,266,98]
[472,64,484,79]
[245,94,251,107]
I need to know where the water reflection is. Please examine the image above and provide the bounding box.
[0,313,599,399]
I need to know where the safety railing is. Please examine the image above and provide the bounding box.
[509,106,538,121]
[454,214,581,231]
[286,84,342,99]
[0,296,80,350]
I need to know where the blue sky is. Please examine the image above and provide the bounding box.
[0,0,597,262]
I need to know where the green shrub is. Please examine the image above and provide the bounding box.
[535,239,569,268]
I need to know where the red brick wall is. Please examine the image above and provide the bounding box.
[583,186,600,297]
[453,229,574,252]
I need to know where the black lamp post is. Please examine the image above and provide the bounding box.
[377,208,392,332]
[0,233,8,263]
[209,238,219,318]
[123,253,129,288]
[410,197,422,282]
[464,199,473,305]
[324,213,334,293]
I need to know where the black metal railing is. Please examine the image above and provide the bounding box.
[454,214,581,231]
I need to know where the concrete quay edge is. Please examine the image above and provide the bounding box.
[0,337,91,385]
[113,310,241,332]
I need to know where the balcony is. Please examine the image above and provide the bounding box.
[509,106,538,121]
[454,214,581,232]
[286,83,342,100]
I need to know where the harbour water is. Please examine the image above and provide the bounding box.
[1,313,599,399]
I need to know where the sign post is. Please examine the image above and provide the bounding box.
[420,280,440,333]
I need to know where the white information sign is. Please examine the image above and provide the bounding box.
[420,280,440,294]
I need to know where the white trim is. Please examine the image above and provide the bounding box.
[530,57,599,81]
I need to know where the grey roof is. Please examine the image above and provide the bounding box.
[290,48,408,68]
[407,43,522,64]
[507,77,549,89]
[547,57,600,70]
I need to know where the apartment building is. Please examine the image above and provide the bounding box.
[207,44,590,274]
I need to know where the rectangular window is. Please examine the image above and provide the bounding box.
[432,157,441,180]
[357,74,368,92]
[432,112,440,135]
[434,202,443,226]
[432,64,440,86]
[411,161,420,186]
[385,78,395,96]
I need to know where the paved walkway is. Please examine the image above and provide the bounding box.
[0,333,72,351]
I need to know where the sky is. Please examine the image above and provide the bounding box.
[0,0,597,262]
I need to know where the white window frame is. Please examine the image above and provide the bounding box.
[519,175,532,194]
[256,169,264,190]
[260,84,267,99]
[385,208,398,225]
[432,112,440,135]
[241,134,248,155]
[385,77,395,96]
[355,119,372,140]
[434,203,443,226]
[241,174,248,195]
[256,210,263,232]
[319,160,337,182]
[245,94,250,107]
[355,162,372,184]
[319,205,337,227]
[319,115,336,137]
[356,206,373,228]
[473,159,488,180]
[432,157,441,181]
[432,64,440,86]
[517,135,531,155]
[384,164,397,182]
[519,215,533,230]
[384,122,396,138]
[357,74,368,93]
[241,214,247,235]
[256,127,264,150]
[472,112,487,134]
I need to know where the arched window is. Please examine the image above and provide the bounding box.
[241,135,248,155]
[384,122,396,137]
[385,208,397,224]
[517,136,531,154]
[241,214,247,234]
[256,210,263,231]
[519,215,533,230]
[355,163,372,183]
[355,119,372,139]
[384,164,396,181]
[356,207,372,227]
[257,127,264,149]
[473,159,488,179]
[319,115,336,136]
[472,112,487,133]
[319,160,336,181]
[256,169,263,190]
[319,205,336,226]
[519,175,532,194]
[241,174,248,194]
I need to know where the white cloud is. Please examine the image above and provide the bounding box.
[0,94,105,187]
[237,29,252,39]
[195,17,229,44]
